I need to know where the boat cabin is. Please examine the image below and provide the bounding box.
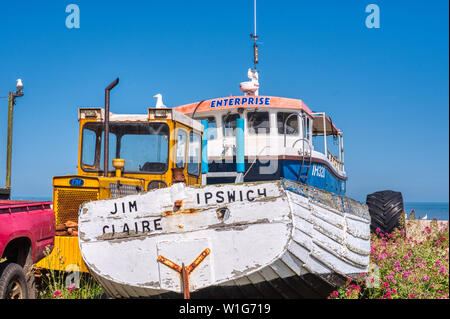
[174,95,346,195]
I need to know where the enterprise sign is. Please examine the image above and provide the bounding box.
[210,97,271,108]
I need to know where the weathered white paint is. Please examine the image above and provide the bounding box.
[78,179,370,298]
[79,181,292,297]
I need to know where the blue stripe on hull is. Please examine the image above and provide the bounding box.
[281,160,346,195]
[207,159,346,195]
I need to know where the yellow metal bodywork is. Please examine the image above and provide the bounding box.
[37,236,88,272]
[37,109,202,273]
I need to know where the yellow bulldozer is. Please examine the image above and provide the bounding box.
[36,79,204,272]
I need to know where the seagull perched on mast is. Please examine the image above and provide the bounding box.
[239,68,259,96]
[16,79,23,92]
[153,94,166,108]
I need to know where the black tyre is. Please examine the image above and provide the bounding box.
[366,190,405,234]
[0,263,29,299]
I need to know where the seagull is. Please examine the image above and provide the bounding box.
[421,214,428,220]
[239,68,259,96]
[153,94,166,108]
[16,79,23,92]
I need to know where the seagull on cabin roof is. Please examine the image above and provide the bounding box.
[153,94,166,108]
[239,68,259,96]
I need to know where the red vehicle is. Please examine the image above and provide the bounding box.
[0,200,55,299]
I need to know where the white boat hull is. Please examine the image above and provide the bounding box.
[78,179,370,298]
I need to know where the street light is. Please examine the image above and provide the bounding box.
[3,79,24,198]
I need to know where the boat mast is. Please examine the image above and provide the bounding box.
[250,0,258,70]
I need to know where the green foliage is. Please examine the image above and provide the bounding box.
[37,271,104,299]
[36,247,105,299]
[329,221,449,299]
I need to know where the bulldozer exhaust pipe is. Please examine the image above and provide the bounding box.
[104,78,119,177]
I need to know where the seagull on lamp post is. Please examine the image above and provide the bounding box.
[153,94,166,108]
[16,79,23,92]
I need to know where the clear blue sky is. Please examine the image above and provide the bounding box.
[0,0,448,202]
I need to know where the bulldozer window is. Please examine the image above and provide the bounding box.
[187,131,201,176]
[81,122,169,174]
[81,126,116,171]
[175,129,188,168]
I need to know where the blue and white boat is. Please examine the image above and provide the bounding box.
[174,94,347,196]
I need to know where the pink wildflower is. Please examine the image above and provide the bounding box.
[53,290,63,298]
[378,253,388,261]
[68,284,78,294]
[402,270,412,280]
[330,291,339,298]
[350,284,361,292]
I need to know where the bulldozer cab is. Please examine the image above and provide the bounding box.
[37,106,203,272]
[55,107,203,225]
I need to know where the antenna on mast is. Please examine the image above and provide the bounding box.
[250,0,258,70]
[240,0,260,96]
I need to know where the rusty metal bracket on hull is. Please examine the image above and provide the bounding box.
[157,248,211,299]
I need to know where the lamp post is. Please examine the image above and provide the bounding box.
[3,79,24,198]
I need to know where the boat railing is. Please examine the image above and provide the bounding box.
[327,150,341,171]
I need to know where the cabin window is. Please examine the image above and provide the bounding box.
[222,113,240,137]
[81,128,99,167]
[175,129,188,168]
[196,116,217,140]
[115,124,169,173]
[81,126,116,171]
[187,132,201,176]
[81,122,169,174]
[277,112,299,135]
[247,111,270,134]
[304,116,311,140]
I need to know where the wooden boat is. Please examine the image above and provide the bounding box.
[78,179,370,298]
[77,2,371,298]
